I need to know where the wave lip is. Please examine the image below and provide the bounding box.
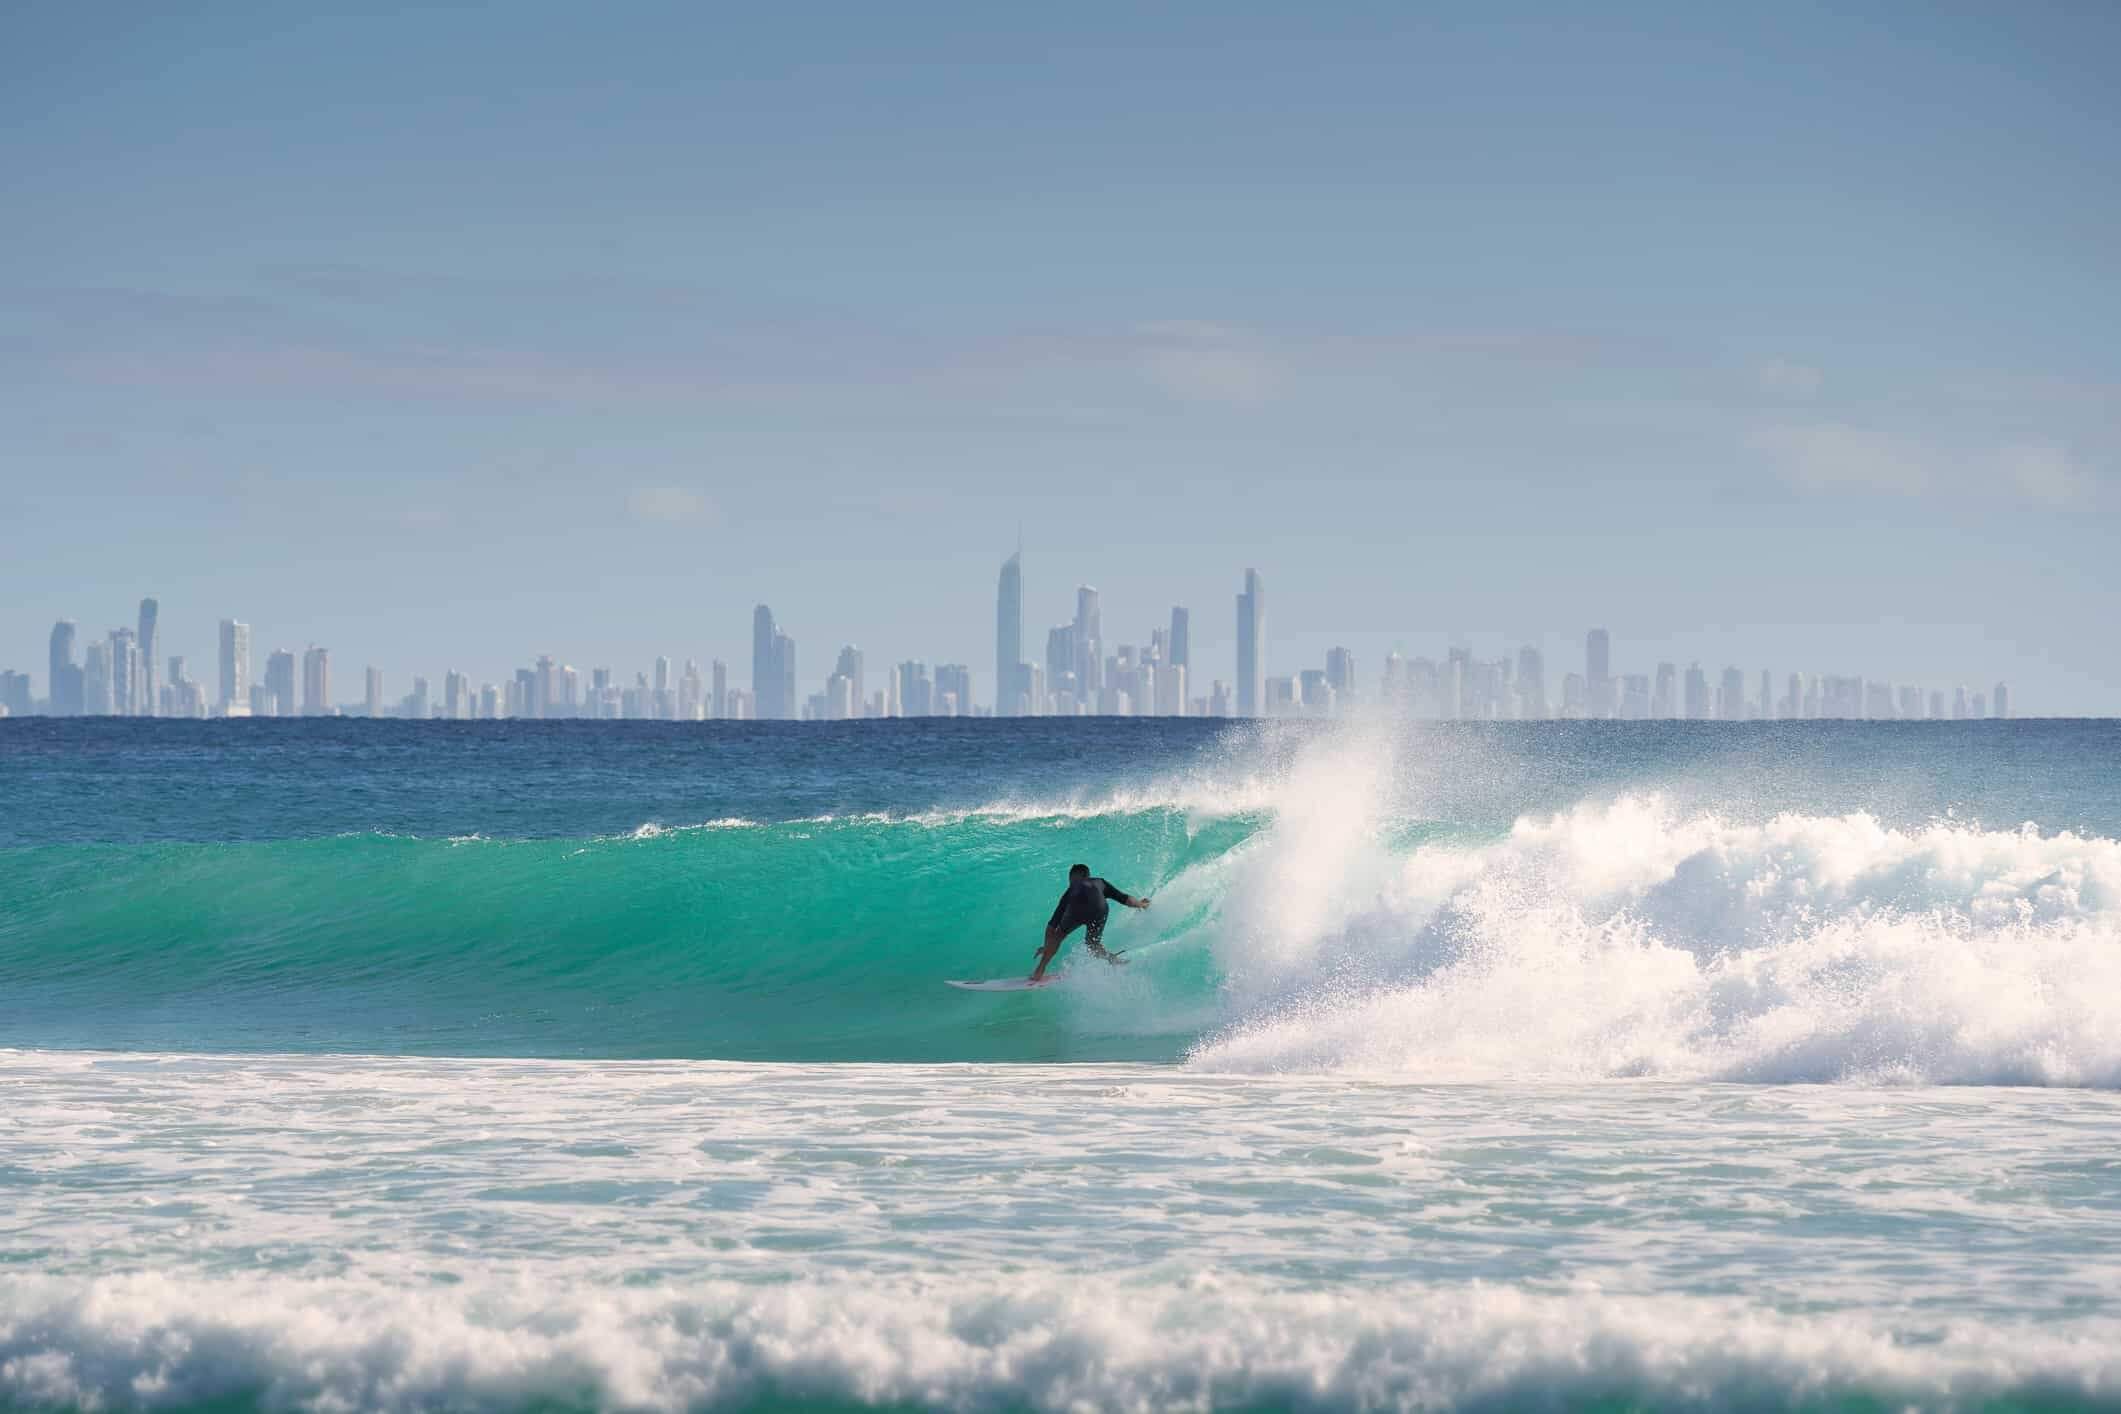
[6,1272,2119,1413]
[1193,795,2121,1086]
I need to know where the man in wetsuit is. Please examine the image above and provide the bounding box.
[1030,863,1152,982]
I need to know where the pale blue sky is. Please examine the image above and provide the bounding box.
[4,2,2117,709]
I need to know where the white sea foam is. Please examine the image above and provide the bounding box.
[4,1270,2115,1413]
[1190,791,2121,1085]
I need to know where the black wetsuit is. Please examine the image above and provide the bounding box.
[1047,877,1139,952]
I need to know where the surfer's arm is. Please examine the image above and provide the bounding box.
[1101,881,1151,909]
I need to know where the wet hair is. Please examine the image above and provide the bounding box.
[1069,863,1091,881]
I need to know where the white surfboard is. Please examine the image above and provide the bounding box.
[945,977,1058,991]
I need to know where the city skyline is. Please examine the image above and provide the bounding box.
[3,561,2028,721]
[5,7,2117,714]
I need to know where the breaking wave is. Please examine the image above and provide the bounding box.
[5,1271,2118,1413]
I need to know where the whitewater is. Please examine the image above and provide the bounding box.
[5,716,2121,1410]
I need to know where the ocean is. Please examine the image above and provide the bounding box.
[3,716,2119,1410]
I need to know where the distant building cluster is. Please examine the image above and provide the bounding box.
[3,576,2014,723]
[1368,630,2012,723]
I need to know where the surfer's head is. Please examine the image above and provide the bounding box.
[1069,863,1090,882]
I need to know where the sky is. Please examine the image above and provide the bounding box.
[3,1,2117,711]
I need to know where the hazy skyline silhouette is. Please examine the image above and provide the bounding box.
[4,4,2116,707]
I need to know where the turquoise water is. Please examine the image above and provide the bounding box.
[4,717,2121,1410]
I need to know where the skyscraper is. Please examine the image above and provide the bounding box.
[1074,586,1102,698]
[302,647,330,716]
[1993,682,2011,719]
[1236,568,1265,718]
[1684,663,1709,719]
[265,650,297,717]
[834,646,865,709]
[1169,606,1190,674]
[1652,662,1677,719]
[995,551,1023,716]
[48,620,80,717]
[82,640,114,716]
[218,619,250,714]
[935,664,972,717]
[1518,646,1549,719]
[897,660,933,717]
[109,627,139,716]
[1325,647,1356,707]
[1045,624,1076,711]
[1717,666,1746,721]
[711,660,728,720]
[1586,629,1612,719]
[137,598,159,718]
[753,606,779,720]
[367,667,385,718]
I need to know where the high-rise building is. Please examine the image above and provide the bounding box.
[137,598,159,718]
[995,551,1024,716]
[1517,647,1549,719]
[1235,569,1265,717]
[0,670,30,717]
[834,646,865,709]
[367,667,386,718]
[218,619,251,714]
[1325,647,1356,708]
[1716,666,1746,721]
[1993,682,2011,719]
[1585,629,1612,719]
[48,620,81,716]
[897,660,933,717]
[752,605,796,720]
[935,664,972,717]
[299,647,329,716]
[265,650,297,717]
[108,627,139,716]
[1651,662,1677,718]
[711,660,728,720]
[1044,624,1076,710]
[1952,686,1969,720]
[1074,587,1102,699]
[83,640,114,716]
[1169,607,1191,675]
[1683,663,1709,720]
[1758,670,1774,721]
[1620,674,1651,719]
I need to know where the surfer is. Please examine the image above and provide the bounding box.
[1031,864,1151,982]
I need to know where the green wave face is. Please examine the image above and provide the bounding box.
[0,811,1264,1061]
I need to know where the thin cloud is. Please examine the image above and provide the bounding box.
[627,486,719,525]
[1754,421,2108,507]
[1758,359,1824,399]
[1996,444,2099,508]
[1753,421,1931,495]
[1129,323,1280,406]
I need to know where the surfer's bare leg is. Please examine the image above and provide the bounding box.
[1082,921,1127,966]
[1029,928,1064,982]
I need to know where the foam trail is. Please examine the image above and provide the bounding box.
[1193,794,2121,1085]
